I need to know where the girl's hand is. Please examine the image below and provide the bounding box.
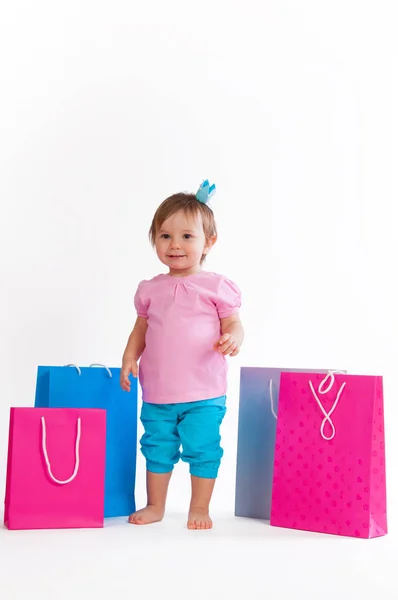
[214,333,240,357]
[120,358,138,391]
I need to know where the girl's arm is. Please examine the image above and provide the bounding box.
[120,316,148,391]
[216,313,244,356]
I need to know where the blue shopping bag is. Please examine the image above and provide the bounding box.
[35,364,137,518]
[235,367,331,520]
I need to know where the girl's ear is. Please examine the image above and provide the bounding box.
[203,235,217,255]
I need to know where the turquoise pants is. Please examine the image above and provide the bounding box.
[140,396,227,479]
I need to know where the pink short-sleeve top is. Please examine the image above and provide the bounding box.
[134,271,241,404]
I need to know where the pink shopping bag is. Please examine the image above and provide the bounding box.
[4,408,106,530]
[270,372,387,538]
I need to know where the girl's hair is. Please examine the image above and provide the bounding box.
[149,193,217,262]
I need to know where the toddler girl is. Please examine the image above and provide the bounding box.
[120,181,244,529]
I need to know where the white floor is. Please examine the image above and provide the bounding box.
[0,511,397,600]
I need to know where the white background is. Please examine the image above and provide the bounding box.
[0,1,397,599]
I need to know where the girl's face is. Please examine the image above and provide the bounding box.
[155,210,216,276]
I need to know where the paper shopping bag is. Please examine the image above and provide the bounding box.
[235,367,331,520]
[35,364,137,518]
[270,372,387,538]
[4,408,106,530]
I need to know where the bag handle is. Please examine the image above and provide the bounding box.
[308,372,346,441]
[269,379,278,419]
[63,363,112,378]
[89,363,112,378]
[270,370,346,429]
[41,416,81,485]
[65,364,81,375]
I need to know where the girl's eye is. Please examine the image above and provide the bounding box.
[160,234,170,239]
[183,234,192,239]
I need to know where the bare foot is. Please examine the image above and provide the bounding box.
[187,507,213,530]
[128,505,165,525]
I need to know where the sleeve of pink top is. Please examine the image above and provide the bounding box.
[215,277,242,319]
[134,281,149,318]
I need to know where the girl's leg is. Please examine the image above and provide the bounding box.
[129,402,180,525]
[188,476,216,530]
[178,396,227,530]
[129,470,172,525]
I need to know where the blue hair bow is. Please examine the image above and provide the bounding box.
[195,179,216,204]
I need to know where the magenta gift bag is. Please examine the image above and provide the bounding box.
[270,372,387,538]
[4,408,106,530]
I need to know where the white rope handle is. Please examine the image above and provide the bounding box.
[41,416,81,485]
[309,372,346,441]
[269,379,278,419]
[64,364,82,376]
[89,363,112,378]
